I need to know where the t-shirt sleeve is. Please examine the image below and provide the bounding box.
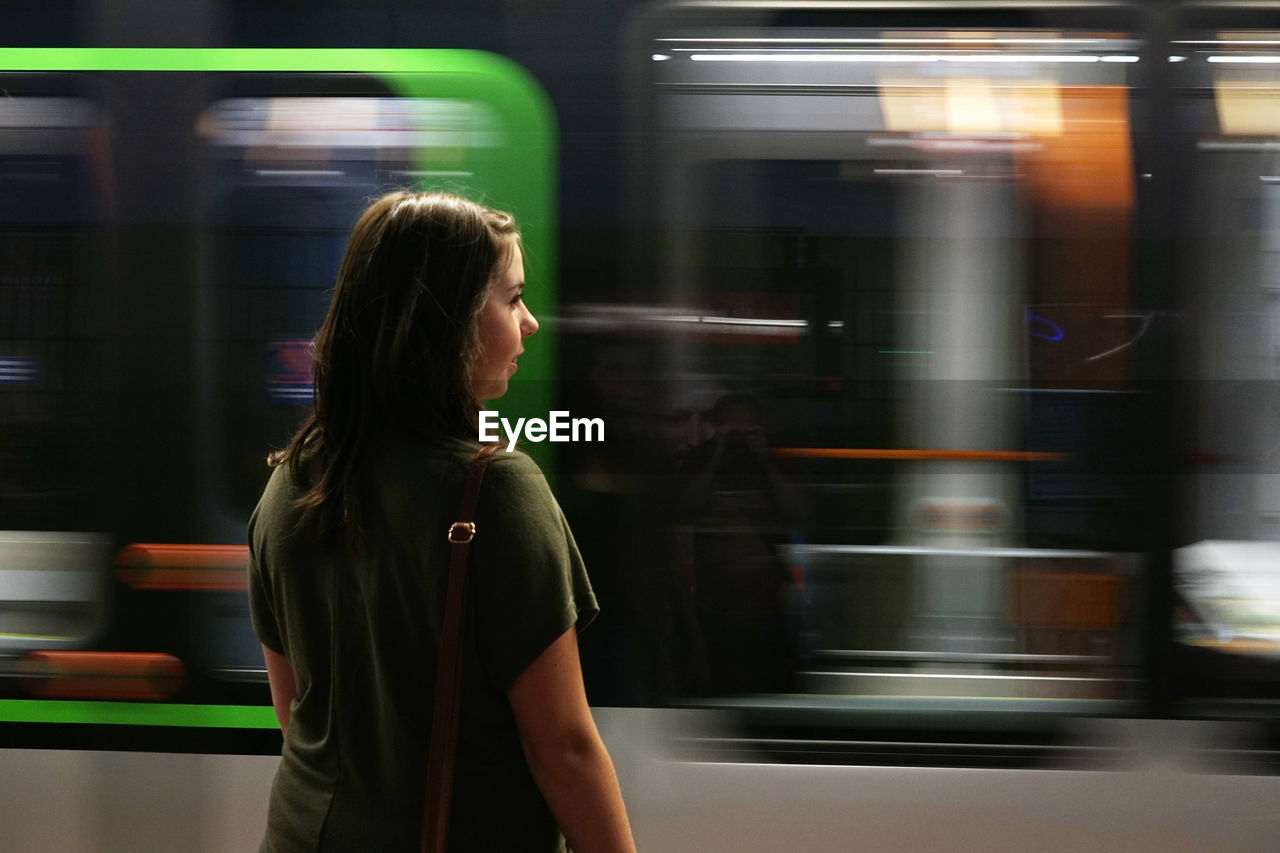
[471,452,599,692]
[246,489,286,656]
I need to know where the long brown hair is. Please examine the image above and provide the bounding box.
[270,191,519,549]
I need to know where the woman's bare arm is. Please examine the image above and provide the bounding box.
[262,644,296,735]
[508,627,637,853]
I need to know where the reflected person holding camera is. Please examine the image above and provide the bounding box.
[678,394,801,695]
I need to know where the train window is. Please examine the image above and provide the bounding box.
[0,92,108,533]
[1170,16,1280,725]
[601,7,1153,758]
[0,86,114,668]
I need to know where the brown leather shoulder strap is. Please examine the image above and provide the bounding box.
[421,443,500,853]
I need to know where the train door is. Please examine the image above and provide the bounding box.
[625,0,1151,742]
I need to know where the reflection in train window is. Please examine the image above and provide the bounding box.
[606,19,1152,731]
[1172,24,1280,719]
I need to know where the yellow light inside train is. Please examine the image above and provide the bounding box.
[946,78,1003,134]
[878,78,1063,135]
[878,80,945,131]
[1209,30,1280,135]
[265,96,379,132]
[1214,80,1280,135]
[1003,82,1064,135]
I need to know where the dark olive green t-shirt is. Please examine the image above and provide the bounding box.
[247,439,598,852]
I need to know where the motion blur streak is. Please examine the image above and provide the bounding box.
[17,651,183,701]
[115,544,249,592]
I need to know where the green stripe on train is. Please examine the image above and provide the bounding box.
[0,699,278,728]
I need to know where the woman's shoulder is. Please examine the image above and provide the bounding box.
[255,459,303,517]
[474,448,564,526]
[485,445,543,474]
[366,435,475,475]
[482,446,556,494]
[248,460,308,553]
[364,437,547,495]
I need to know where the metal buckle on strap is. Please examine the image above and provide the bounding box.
[447,522,476,544]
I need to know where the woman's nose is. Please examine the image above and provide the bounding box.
[522,307,539,337]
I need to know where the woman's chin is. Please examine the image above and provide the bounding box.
[474,378,509,402]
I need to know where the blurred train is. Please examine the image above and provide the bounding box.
[4,1,1280,850]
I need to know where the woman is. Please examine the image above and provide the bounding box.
[247,191,636,852]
